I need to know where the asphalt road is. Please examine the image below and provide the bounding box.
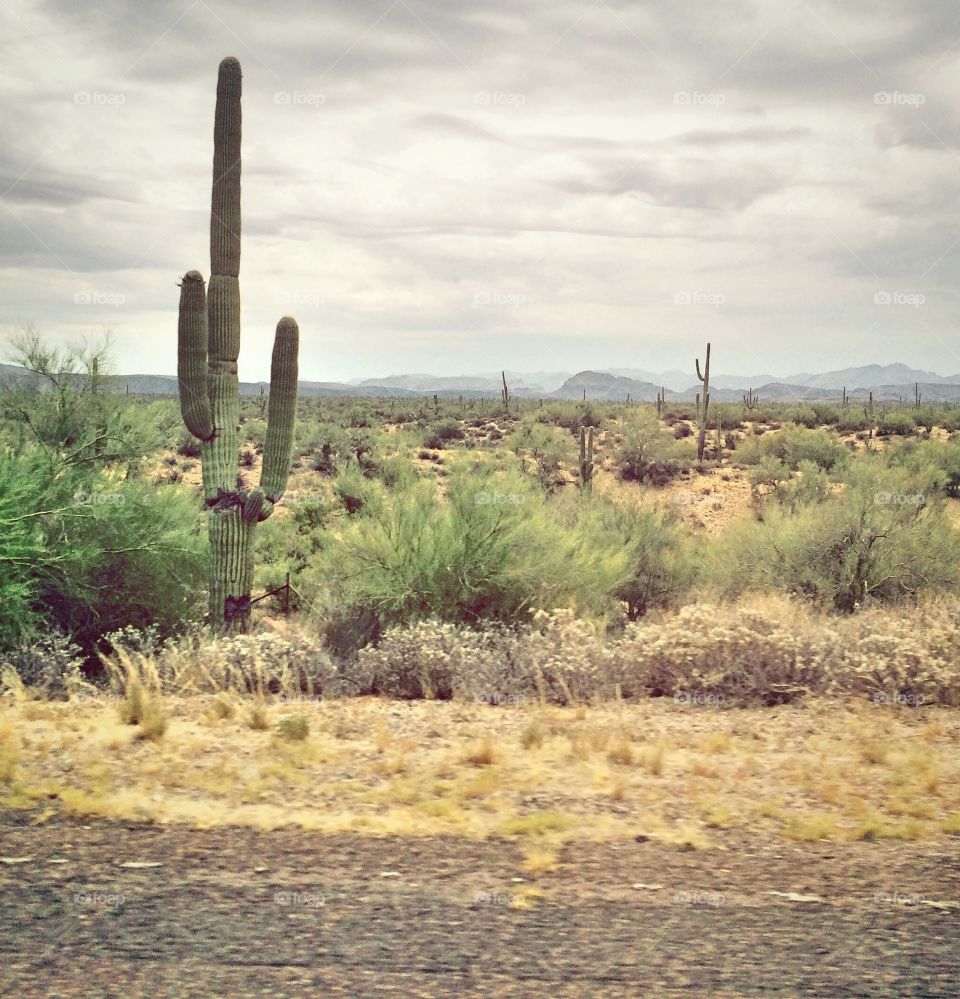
[1,811,957,997]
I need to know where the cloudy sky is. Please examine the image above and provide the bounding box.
[2,0,960,382]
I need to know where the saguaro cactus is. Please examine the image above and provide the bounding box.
[695,342,711,464]
[501,370,509,412]
[579,425,594,490]
[178,57,299,633]
[742,387,759,411]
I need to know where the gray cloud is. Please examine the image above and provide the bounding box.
[0,0,956,379]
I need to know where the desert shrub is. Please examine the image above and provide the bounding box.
[176,431,202,458]
[610,599,832,703]
[579,497,695,620]
[673,423,693,439]
[785,405,819,429]
[104,627,355,698]
[359,619,465,699]
[886,437,960,499]
[810,403,840,426]
[353,597,960,707]
[313,469,618,654]
[835,599,960,705]
[714,458,960,611]
[836,409,872,433]
[0,632,85,700]
[757,425,848,472]
[334,467,380,516]
[616,413,688,485]
[0,450,206,657]
[506,424,572,491]
[877,410,916,437]
[423,419,465,449]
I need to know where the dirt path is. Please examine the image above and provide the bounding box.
[1,810,958,998]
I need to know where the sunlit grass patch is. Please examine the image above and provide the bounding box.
[783,812,843,841]
[502,810,576,837]
[276,714,309,742]
[0,717,19,783]
[461,735,497,767]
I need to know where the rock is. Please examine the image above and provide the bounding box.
[0,857,33,865]
[119,861,164,869]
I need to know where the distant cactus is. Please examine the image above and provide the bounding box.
[579,425,594,491]
[501,371,509,412]
[742,387,759,411]
[695,342,711,463]
[178,57,299,633]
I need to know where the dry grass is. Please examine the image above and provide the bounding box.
[461,736,497,767]
[2,696,959,847]
[0,716,19,783]
[276,714,310,742]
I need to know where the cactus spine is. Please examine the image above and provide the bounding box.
[178,57,299,633]
[579,425,594,491]
[695,342,711,464]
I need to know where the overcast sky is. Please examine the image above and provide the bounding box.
[2,0,960,382]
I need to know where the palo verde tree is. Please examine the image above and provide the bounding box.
[178,57,299,633]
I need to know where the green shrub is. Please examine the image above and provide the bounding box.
[615,413,688,485]
[713,457,960,611]
[579,496,694,620]
[758,425,848,472]
[876,410,917,437]
[423,419,465,449]
[313,469,619,654]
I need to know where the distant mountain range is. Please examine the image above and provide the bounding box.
[3,361,960,402]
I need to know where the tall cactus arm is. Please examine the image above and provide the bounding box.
[260,316,300,502]
[210,56,242,278]
[177,270,214,441]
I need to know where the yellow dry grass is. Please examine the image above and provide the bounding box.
[2,695,959,847]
